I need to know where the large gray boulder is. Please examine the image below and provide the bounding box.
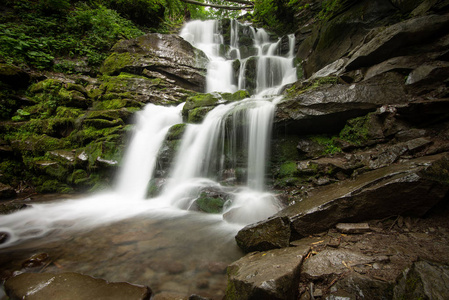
[4,272,152,300]
[236,153,449,252]
[225,244,310,300]
[100,33,208,92]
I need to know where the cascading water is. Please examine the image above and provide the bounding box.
[0,18,297,299]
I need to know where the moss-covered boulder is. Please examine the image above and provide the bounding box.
[101,34,208,92]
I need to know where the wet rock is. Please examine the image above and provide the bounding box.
[334,272,393,299]
[277,73,408,135]
[345,14,449,71]
[236,153,449,251]
[101,34,208,92]
[235,216,291,253]
[21,253,50,268]
[0,63,30,88]
[393,260,449,300]
[395,98,449,125]
[0,183,16,200]
[4,272,152,300]
[225,245,310,300]
[405,61,449,85]
[297,0,397,78]
[302,249,374,280]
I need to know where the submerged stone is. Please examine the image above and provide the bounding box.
[4,272,152,300]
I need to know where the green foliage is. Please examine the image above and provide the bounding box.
[252,0,297,34]
[0,2,144,70]
[279,161,298,177]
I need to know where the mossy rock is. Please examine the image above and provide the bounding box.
[100,52,137,76]
[55,106,84,119]
[69,125,125,146]
[221,90,250,102]
[29,79,64,94]
[278,161,299,177]
[10,134,70,154]
[166,124,186,141]
[187,106,214,123]
[36,179,73,193]
[92,99,143,110]
[33,160,70,181]
[195,192,226,214]
[183,93,219,112]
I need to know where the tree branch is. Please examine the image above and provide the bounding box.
[180,0,254,10]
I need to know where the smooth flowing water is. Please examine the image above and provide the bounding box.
[0,19,296,299]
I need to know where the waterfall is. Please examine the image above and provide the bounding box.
[0,19,297,249]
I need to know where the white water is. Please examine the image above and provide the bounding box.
[0,19,297,249]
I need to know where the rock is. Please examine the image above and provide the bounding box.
[225,245,310,300]
[276,73,408,134]
[405,61,449,85]
[302,249,374,280]
[334,272,393,299]
[101,34,208,92]
[236,153,449,251]
[0,202,29,215]
[4,272,152,300]
[336,223,371,234]
[393,260,449,300]
[0,183,16,200]
[395,98,449,125]
[0,63,30,88]
[345,14,449,71]
[235,216,291,253]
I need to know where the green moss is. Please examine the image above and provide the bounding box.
[339,114,370,145]
[100,52,136,75]
[285,76,339,99]
[221,90,250,102]
[187,106,214,123]
[195,193,226,213]
[310,135,342,155]
[56,106,83,119]
[279,161,298,177]
[183,93,219,112]
[36,179,73,193]
[166,124,186,140]
[29,79,63,94]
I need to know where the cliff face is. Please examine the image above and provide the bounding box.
[229,1,449,299]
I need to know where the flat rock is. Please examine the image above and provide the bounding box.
[4,272,152,300]
[225,245,310,300]
[276,73,408,134]
[336,223,371,234]
[236,153,449,252]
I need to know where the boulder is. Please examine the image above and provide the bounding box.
[225,245,310,300]
[235,216,291,253]
[276,72,408,134]
[4,272,152,300]
[236,153,449,252]
[393,260,449,300]
[100,34,208,92]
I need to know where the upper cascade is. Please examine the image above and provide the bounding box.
[180,19,297,96]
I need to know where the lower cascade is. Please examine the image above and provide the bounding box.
[0,20,296,248]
